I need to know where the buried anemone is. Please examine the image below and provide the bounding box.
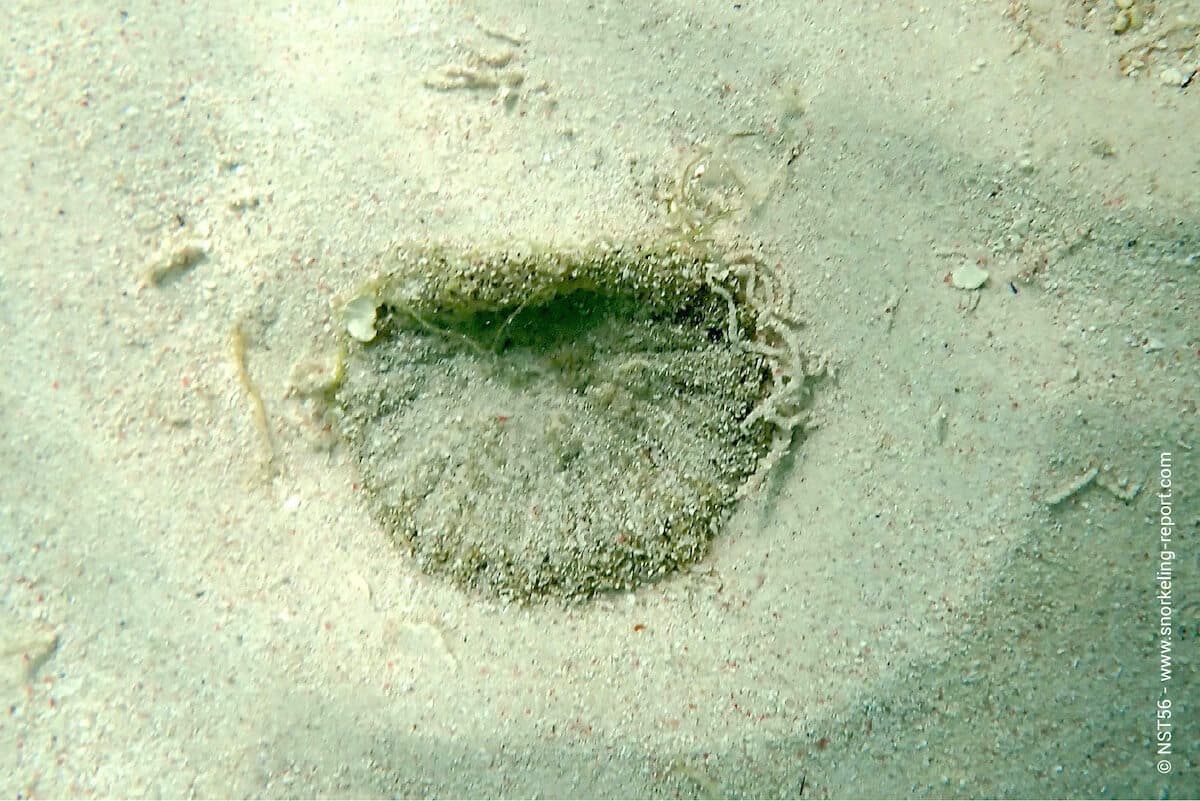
[332,240,818,602]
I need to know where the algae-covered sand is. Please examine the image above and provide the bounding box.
[1,1,1197,798]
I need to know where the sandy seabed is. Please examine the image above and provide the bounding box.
[1,1,1197,798]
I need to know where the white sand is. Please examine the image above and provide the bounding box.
[2,1,1196,797]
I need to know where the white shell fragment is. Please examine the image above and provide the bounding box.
[951,262,989,290]
[345,296,379,342]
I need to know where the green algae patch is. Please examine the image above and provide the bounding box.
[333,240,812,602]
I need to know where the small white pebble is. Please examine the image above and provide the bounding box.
[1159,67,1184,86]
[283,495,302,511]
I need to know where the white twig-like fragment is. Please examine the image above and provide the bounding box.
[1043,466,1099,507]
